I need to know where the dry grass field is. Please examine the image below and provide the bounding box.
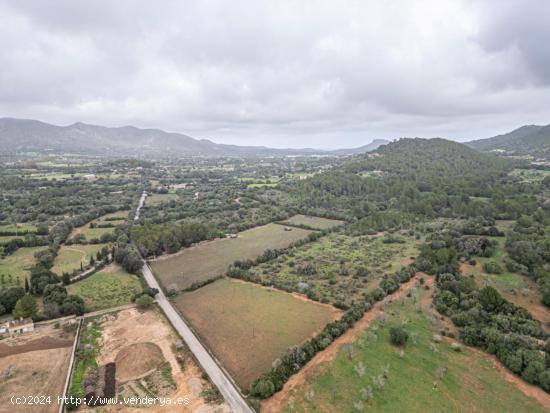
[280,215,344,230]
[174,278,341,390]
[151,223,312,291]
[0,322,77,413]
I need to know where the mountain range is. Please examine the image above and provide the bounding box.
[0,117,389,157]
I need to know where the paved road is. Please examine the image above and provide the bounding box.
[141,263,253,413]
[134,190,253,413]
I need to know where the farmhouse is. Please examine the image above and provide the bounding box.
[2,318,35,335]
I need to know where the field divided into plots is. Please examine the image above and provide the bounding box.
[151,223,313,291]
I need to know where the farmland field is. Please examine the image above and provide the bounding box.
[0,246,48,287]
[151,223,313,291]
[67,264,141,310]
[281,214,344,230]
[174,278,341,389]
[51,243,108,275]
[247,232,420,306]
[0,322,77,413]
[268,280,549,413]
[0,223,38,234]
[145,193,180,206]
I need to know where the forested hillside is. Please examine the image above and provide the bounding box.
[468,124,550,158]
[290,138,517,221]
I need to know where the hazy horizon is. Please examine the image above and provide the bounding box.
[1,0,549,149]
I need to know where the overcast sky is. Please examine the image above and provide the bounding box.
[1,0,549,149]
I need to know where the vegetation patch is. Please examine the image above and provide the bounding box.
[275,285,548,413]
[67,266,141,311]
[240,232,420,307]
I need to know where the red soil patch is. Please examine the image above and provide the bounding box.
[0,337,73,357]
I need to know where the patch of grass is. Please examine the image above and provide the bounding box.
[67,268,141,311]
[280,215,344,230]
[174,278,339,390]
[0,246,48,286]
[151,223,313,291]
[51,244,108,275]
[145,193,179,206]
[282,286,548,413]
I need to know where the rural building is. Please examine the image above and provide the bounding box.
[4,318,35,335]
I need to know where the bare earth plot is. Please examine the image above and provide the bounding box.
[280,215,344,230]
[84,307,227,413]
[151,223,312,291]
[0,322,77,413]
[174,278,341,390]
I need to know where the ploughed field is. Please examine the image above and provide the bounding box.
[151,223,313,291]
[173,277,341,390]
[0,322,77,413]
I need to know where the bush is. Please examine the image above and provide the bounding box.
[389,327,409,346]
[483,261,503,274]
[136,294,154,309]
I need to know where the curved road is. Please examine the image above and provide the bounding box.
[135,192,253,413]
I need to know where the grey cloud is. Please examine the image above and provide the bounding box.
[0,0,550,148]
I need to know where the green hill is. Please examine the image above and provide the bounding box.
[467,124,550,158]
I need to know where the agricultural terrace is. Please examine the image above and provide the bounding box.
[68,308,221,411]
[246,232,420,307]
[0,321,77,413]
[267,280,550,413]
[51,243,109,275]
[67,264,141,311]
[174,278,341,390]
[281,214,344,230]
[151,223,313,291]
[0,246,48,287]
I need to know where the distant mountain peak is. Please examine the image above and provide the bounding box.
[0,117,387,157]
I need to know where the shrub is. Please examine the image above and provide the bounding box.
[389,327,409,346]
[483,261,503,274]
[136,294,154,309]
